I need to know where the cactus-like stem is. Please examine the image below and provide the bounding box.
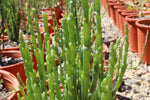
[32,9,42,50]
[112,24,129,98]
[81,0,91,99]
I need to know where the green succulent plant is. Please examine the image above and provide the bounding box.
[18,0,130,100]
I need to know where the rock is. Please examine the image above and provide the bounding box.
[133,89,139,94]
[134,80,142,85]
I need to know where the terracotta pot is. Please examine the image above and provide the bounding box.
[0,34,29,51]
[0,36,20,51]
[109,2,124,25]
[0,35,9,42]
[118,9,137,36]
[1,47,20,51]
[114,6,127,29]
[41,6,61,23]
[136,18,150,64]
[100,0,104,7]
[121,10,138,36]
[126,15,139,52]
[116,6,127,31]
[0,51,26,84]
[0,70,19,100]
[106,0,117,17]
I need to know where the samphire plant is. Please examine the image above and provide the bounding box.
[6,0,22,41]
[0,0,8,61]
[27,0,46,15]
[18,0,129,100]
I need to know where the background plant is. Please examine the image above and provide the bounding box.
[18,0,129,100]
[0,0,9,61]
[5,0,22,42]
[126,0,148,17]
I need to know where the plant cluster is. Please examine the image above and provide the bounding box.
[126,0,149,17]
[18,0,130,100]
[0,0,60,62]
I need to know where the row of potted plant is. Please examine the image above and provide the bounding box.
[101,0,150,64]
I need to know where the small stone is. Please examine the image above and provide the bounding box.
[136,70,144,76]
[0,84,3,90]
[134,80,142,85]
[133,89,139,94]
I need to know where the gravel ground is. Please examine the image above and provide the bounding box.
[102,11,150,100]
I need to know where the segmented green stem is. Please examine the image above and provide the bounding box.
[81,0,91,99]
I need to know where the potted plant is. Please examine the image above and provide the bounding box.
[0,0,23,51]
[17,0,130,100]
[0,0,9,56]
[0,0,27,84]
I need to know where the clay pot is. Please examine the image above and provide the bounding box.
[106,0,117,17]
[0,36,19,51]
[0,51,26,84]
[1,47,20,51]
[0,70,19,100]
[114,6,127,29]
[0,35,9,42]
[136,18,150,64]
[119,9,137,36]
[126,15,139,52]
[109,2,124,25]
[41,6,61,23]
[121,10,138,36]
[116,7,128,31]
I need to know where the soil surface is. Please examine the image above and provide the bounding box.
[102,10,150,100]
[0,40,19,49]
[0,57,22,67]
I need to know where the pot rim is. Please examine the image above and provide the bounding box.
[109,2,123,6]
[136,18,150,29]
[121,10,137,16]
[114,5,126,9]
[126,15,139,23]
